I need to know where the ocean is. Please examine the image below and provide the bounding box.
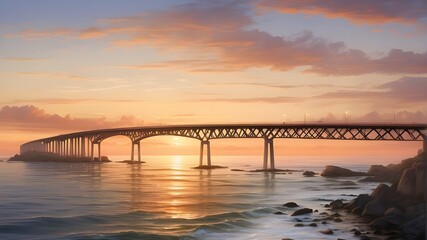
[0,155,385,239]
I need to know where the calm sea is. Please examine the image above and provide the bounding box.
[0,155,383,239]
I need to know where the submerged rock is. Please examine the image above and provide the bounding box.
[329,199,344,209]
[283,202,299,208]
[320,165,366,177]
[319,229,334,235]
[291,208,313,216]
[303,171,316,177]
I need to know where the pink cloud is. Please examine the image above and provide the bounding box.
[8,1,427,75]
[318,111,427,124]
[0,105,145,132]
[257,0,427,25]
[317,76,427,104]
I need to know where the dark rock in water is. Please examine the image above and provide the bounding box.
[353,229,362,236]
[308,223,317,227]
[334,218,343,222]
[321,221,328,224]
[329,199,344,209]
[319,212,328,216]
[370,183,392,199]
[274,211,284,215]
[360,236,372,240]
[330,213,341,217]
[369,215,403,229]
[291,208,313,216]
[283,202,299,208]
[347,194,372,210]
[362,199,387,217]
[294,223,304,227]
[319,229,334,235]
[230,169,245,172]
[351,207,363,215]
[321,165,366,177]
[303,171,316,177]
[373,229,383,235]
[282,238,294,240]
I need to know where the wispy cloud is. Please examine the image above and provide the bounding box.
[257,0,427,25]
[17,71,87,81]
[316,76,427,105]
[0,105,146,132]
[196,96,303,104]
[2,57,50,62]
[5,98,141,105]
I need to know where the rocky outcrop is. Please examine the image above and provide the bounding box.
[303,171,316,177]
[320,165,366,177]
[331,152,426,239]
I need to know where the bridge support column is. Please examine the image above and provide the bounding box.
[91,143,94,161]
[199,140,211,167]
[138,142,141,162]
[98,142,101,162]
[131,142,135,162]
[263,138,275,170]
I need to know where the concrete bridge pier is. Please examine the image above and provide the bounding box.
[130,141,141,162]
[263,138,275,170]
[199,140,211,167]
[91,142,102,162]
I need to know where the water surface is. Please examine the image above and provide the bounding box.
[0,155,379,239]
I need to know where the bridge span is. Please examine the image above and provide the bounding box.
[20,123,427,169]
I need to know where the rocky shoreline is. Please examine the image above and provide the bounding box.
[8,151,112,162]
[280,151,426,240]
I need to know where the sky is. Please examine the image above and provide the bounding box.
[0,0,426,160]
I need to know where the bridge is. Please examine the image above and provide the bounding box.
[20,123,427,169]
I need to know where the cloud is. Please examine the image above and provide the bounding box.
[317,76,427,105]
[318,111,427,124]
[2,57,50,61]
[197,96,303,103]
[0,105,145,132]
[17,71,87,81]
[6,98,140,105]
[257,0,427,25]
[8,1,427,75]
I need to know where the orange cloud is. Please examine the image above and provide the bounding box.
[8,1,427,75]
[0,105,145,132]
[257,0,427,25]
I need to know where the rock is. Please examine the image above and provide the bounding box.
[308,223,317,227]
[303,171,316,177]
[329,199,344,209]
[283,202,299,208]
[384,207,403,216]
[321,165,366,177]
[282,238,294,240]
[291,208,313,216]
[334,218,343,222]
[321,221,327,224]
[353,229,362,236]
[369,215,403,229]
[274,211,284,215]
[330,213,341,217]
[362,199,387,217]
[347,194,372,210]
[370,183,392,199]
[400,213,425,240]
[294,223,304,227]
[319,229,334,234]
[351,207,363,215]
[397,167,417,196]
[367,165,388,176]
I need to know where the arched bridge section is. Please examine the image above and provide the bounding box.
[20,123,427,169]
